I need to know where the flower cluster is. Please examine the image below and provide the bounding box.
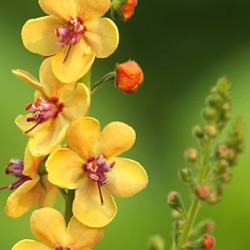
[167,77,244,250]
[2,0,147,249]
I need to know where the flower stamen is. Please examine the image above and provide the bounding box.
[0,159,31,190]
[25,97,64,134]
[56,16,85,63]
[83,155,115,205]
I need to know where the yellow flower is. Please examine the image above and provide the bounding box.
[22,0,119,83]
[46,117,148,227]
[13,57,90,157]
[12,207,104,250]
[3,143,58,218]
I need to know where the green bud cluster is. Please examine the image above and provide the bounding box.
[211,117,244,201]
[203,76,231,131]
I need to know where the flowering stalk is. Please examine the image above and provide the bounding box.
[167,77,244,250]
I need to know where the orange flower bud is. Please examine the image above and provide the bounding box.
[111,0,138,21]
[116,60,144,94]
[121,0,138,20]
[202,234,215,250]
[196,184,210,200]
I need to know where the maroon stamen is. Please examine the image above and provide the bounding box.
[25,97,64,134]
[83,155,115,205]
[0,159,31,191]
[63,44,72,63]
[97,181,104,205]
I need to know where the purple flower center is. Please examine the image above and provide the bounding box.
[0,159,31,190]
[83,155,115,205]
[83,155,115,185]
[25,96,64,133]
[56,16,85,62]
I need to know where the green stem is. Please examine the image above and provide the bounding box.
[176,198,201,250]
[91,72,116,93]
[64,189,75,225]
[175,139,211,250]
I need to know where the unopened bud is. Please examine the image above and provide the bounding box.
[205,125,218,138]
[111,0,138,21]
[184,148,198,163]
[167,191,185,214]
[202,234,215,250]
[185,234,215,250]
[221,171,232,183]
[196,185,210,200]
[179,168,192,183]
[147,235,165,250]
[208,192,219,204]
[202,107,217,121]
[216,144,228,159]
[193,125,204,139]
[206,93,223,107]
[115,60,144,94]
[192,220,215,236]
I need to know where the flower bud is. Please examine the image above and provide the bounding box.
[202,234,215,250]
[205,125,218,138]
[196,185,210,200]
[167,191,185,214]
[193,125,204,139]
[179,168,192,183]
[111,0,138,21]
[115,60,144,94]
[184,148,198,163]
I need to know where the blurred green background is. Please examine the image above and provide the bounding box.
[1,0,250,249]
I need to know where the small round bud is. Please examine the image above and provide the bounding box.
[193,125,204,138]
[221,171,232,183]
[202,107,217,121]
[202,234,215,250]
[184,148,198,163]
[196,185,210,200]
[115,60,144,94]
[205,125,218,138]
[216,144,228,159]
[206,94,223,107]
[208,192,219,204]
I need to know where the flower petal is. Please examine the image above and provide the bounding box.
[5,179,39,217]
[28,116,69,157]
[12,240,49,250]
[31,207,67,247]
[46,148,84,189]
[15,114,51,138]
[38,177,59,208]
[77,0,110,21]
[67,217,104,249]
[39,57,66,97]
[39,0,77,20]
[22,16,63,56]
[106,157,148,197]
[12,69,43,93]
[99,121,136,159]
[73,181,117,227]
[52,39,95,83]
[67,117,100,160]
[60,83,90,121]
[85,18,119,58]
